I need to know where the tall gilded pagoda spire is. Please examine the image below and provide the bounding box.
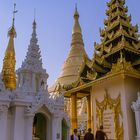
[90,0,140,78]
[49,6,90,92]
[2,4,18,90]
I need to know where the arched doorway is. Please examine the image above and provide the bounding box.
[62,119,68,140]
[33,113,47,140]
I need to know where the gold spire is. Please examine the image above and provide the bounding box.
[49,5,89,93]
[56,6,87,86]
[2,3,17,90]
[72,4,82,34]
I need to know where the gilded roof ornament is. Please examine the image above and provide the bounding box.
[8,3,17,38]
[90,0,140,79]
[2,3,18,90]
[107,51,140,76]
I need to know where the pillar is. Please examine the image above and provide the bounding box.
[71,93,77,132]
[0,105,8,140]
[12,106,25,140]
[87,95,92,129]
[25,114,34,140]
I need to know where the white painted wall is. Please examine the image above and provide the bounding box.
[91,75,140,140]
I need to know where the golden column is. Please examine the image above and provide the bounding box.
[87,95,92,129]
[71,93,78,131]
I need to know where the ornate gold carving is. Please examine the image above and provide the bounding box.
[108,54,140,75]
[2,26,17,90]
[104,44,112,53]
[86,71,97,81]
[96,91,123,140]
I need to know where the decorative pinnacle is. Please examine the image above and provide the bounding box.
[34,8,36,21]
[8,3,18,38]
[72,3,82,34]
[12,3,18,27]
[120,50,124,63]
[75,3,77,11]
[33,9,37,29]
[74,3,79,19]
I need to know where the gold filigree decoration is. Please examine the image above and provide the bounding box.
[104,44,112,53]
[96,91,123,140]
[86,71,97,80]
[108,56,140,75]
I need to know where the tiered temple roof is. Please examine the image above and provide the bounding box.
[79,0,140,84]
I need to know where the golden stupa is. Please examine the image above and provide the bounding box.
[2,9,17,90]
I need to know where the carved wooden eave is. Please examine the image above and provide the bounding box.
[94,43,102,50]
[105,13,128,25]
[104,45,140,59]
[65,70,140,98]
[106,4,127,16]
[94,53,111,68]
[108,0,125,7]
[104,44,113,53]
[132,59,140,66]
[102,58,112,68]
[95,44,112,55]
[106,57,140,77]
[63,77,90,99]
[136,41,140,49]
[79,55,93,73]
[92,61,107,73]
[104,33,138,46]
[107,0,125,7]
[85,57,92,68]
[85,71,98,81]
[107,31,115,40]
[72,57,98,84]
[106,20,135,33]
[65,58,140,96]
[76,56,93,81]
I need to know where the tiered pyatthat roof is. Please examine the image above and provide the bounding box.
[49,7,91,92]
[81,0,140,81]
[20,20,45,73]
[2,16,17,90]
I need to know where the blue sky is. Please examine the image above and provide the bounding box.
[0,0,140,86]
